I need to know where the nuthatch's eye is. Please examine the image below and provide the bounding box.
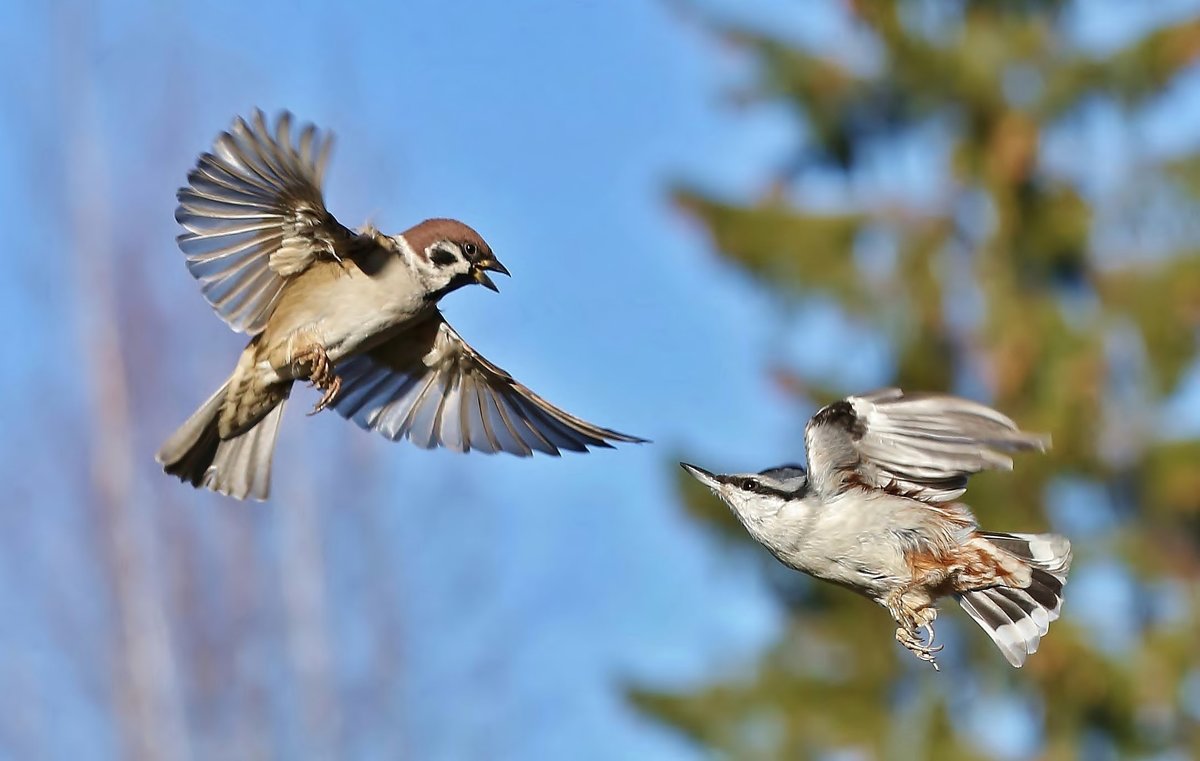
[744,478,764,493]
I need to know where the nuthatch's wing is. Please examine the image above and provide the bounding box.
[330,313,646,456]
[803,388,1048,503]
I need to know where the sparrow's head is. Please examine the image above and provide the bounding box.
[679,462,809,525]
[399,218,509,297]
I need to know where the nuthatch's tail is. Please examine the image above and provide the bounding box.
[957,532,1071,667]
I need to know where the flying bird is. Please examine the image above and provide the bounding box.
[158,110,643,500]
[682,388,1070,669]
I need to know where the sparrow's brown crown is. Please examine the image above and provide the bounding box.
[402,218,492,264]
[400,218,508,292]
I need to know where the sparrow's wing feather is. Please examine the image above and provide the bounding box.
[175,110,356,334]
[330,315,646,455]
[804,388,1048,502]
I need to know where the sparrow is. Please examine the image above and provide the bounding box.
[157,110,644,500]
[681,388,1070,669]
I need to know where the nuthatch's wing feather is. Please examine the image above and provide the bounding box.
[804,388,1048,503]
[176,110,358,334]
[330,314,646,456]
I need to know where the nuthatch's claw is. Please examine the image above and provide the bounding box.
[922,623,943,652]
[897,626,942,671]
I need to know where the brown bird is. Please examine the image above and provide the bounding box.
[157,110,644,500]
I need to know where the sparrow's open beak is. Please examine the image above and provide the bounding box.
[473,268,500,292]
[472,258,510,292]
[680,462,721,491]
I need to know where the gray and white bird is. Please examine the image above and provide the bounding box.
[681,388,1070,669]
[158,110,643,500]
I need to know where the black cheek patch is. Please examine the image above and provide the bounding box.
[430,248,458,267]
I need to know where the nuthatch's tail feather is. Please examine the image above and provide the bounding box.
[958,532,1071,667]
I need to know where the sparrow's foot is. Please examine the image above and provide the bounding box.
[309,374,342,416]
[291,343,342,415]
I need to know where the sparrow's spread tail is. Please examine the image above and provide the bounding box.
[156,379,289,501]
[957,532,1071,668]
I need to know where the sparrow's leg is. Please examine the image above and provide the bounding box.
[288,340,342,415]
[885,586,942,671]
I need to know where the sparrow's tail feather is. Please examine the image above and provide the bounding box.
[157,380,230,486]
[157,380,289,501]
[957,532,1071,668]
[204,398,287,500]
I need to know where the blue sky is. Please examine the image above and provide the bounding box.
[0,1,804,758]
[2,1,1199,759]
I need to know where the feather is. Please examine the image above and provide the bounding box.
[173,110,355,334]
[330,315,644,456]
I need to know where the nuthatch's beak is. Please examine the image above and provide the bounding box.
[680,462,722,491]
[472,258,509,292]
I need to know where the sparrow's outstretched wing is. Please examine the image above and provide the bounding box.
[175,110,359,334]
[330,314,646,455]
[803,388,1048,503]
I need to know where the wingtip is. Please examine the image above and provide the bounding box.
[1010,431,1051,454]
[585,431,649,451]
[597,427,650,447]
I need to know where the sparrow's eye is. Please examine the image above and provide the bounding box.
[463,242,478,257]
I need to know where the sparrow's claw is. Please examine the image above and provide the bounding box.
[291,342,342,415]
[308,374,342,416]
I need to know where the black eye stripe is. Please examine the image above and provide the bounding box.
[732,477,763,492]
[430,247,458,267]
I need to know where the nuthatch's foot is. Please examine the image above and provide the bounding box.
[886,587,942,670]
[896,625,943,671]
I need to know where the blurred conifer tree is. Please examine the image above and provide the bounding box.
[632,2,1200,758]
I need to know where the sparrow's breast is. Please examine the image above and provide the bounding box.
[264,257,429,366]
